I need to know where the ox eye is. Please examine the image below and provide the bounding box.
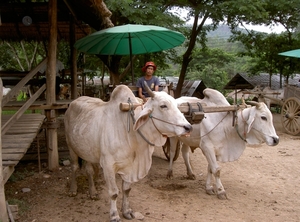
[261,116,267,121]
[160,105,167,109]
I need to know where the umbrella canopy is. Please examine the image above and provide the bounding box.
[74,24,186,55]
[278,49,300,58]
[74,24,185,84]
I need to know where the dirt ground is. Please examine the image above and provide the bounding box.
[4,113,300,222]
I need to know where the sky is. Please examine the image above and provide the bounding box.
[174,8,286,34]
[242,24,285,34]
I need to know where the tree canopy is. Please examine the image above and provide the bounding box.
[0,0,299,96]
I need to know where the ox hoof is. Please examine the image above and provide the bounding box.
[166,171,173,180]
[68,191,77,197]
[187,174,196,180]
[166,175,173,180]
[110,212,121,222]
[206,188,215,196]
[217,192,228,200]
[89,194,99,200]
[122,209,135,220]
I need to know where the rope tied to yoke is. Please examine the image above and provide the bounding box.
[127,98,155,146]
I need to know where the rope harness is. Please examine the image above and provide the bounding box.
[126,98,187,146]
[126,98,268,145]
[234,106,273,142]
[234,108,248,142]
[199,111,229,138]
[127,98,156,146]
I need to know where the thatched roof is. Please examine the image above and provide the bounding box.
[224,73,254,90]
[0,0,113,42]
[225,73,300,90]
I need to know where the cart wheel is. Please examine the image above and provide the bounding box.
[281,97,300,135]
[162,138,181,161]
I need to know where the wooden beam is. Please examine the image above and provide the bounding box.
[119,102,251,114]
[1,58,47,108]
[3,103,69,111]
[47,0,59,171]
[70,15,78,99]
[0,78,9,222]
[1,85,46,137]
[2,166,15,184]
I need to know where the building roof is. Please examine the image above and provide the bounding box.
[225,73,300,90]
[0,0,113,42]
[223,73,254,90]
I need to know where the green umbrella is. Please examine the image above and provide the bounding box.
[278,49,300,58]
[74,24,186,84]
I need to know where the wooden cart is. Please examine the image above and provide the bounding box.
[280,84,300,135]
[234,84,300,136]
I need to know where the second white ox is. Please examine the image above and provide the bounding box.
[167,88,279,199]
[64,84,192,222]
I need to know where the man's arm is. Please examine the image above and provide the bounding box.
[138,88,147,103]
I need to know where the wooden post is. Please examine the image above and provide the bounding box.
[0,78,9,222]
[46,0,59,170]
[70,15,78,99]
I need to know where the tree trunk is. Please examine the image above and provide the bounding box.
[98,55,122,85]
[175,11,205,98]
[0,78,9,222]
[47,0,59,171]
[70,15,78,99]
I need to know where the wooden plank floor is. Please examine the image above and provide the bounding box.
[2,99,72,110]
[2,114,46,180]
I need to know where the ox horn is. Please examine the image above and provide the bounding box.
[144,81,155,98]
[246,101,260,108]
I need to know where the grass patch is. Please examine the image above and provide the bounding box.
[7,198,30,217]
[8,168,35,183]
[2,110,42,115]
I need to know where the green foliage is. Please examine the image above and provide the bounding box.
[2,110,42,115]
[1,0,299,92]
[186,48,233,92]
[16,91,28,101]
[8,168,34,182]
[0,40,70,72]
[229,29,300,83]
[7,199,29,216]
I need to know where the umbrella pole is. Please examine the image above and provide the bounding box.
[129,33,134,85]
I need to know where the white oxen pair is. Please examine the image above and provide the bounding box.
[64,84,192,222]
[167,88,279,199]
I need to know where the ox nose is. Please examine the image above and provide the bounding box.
[273,137,279,145]
[184,124,193,133]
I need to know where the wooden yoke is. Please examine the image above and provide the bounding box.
[119,102,250,124]
[120,102,250,113]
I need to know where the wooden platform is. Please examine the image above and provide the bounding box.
[1,113,46,183]
[2,99,72,111]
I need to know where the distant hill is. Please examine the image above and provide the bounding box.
[207,25,247,39]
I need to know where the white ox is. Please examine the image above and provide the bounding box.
[167,88,279,199]
[261,86,284,109]
[64,84,192,222]
[2,86,11,96]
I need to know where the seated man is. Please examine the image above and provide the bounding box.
[136,61,160,103]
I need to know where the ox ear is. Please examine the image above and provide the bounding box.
[133,108,152,131]
[246,108,256,133]
[247,118,255,134]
